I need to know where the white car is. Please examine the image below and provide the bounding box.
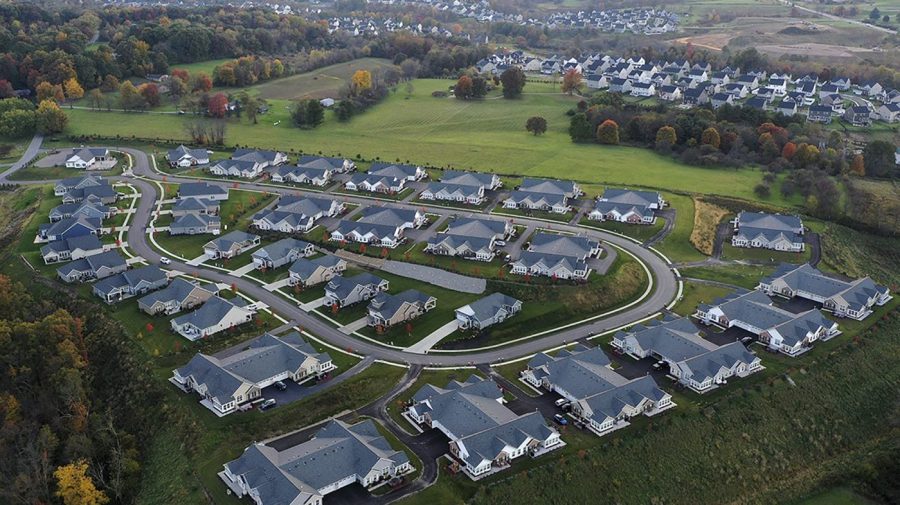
[554,398,569,407]
[159,257,171,265]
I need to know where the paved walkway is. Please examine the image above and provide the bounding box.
[229,262,258,278]
[404,319,458,354]
[186,254,209,266]
[382,260,486,294]
[300,296,327,311]
[339,317,368,334]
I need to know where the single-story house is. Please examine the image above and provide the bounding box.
[420,182,485,205]
[344,174,406,194]
[288,255,347,288]
[177,182,229,201]
[297,155,356,173]
[169,214,221,236]
[49,200,114,223]
[510,251,590,280]
[590,188,663,224]
[440,170,501,190]
[170,295,255,341]
[40,235,104,264]
[167,145,210,168]
[138,278,217,315]
[367,289,437,328]
[528,232,600,260]
[324,272,389,308]
[92,265,169,304]
[209,159,263,179]
[367,162,426,181]
[56,250,127,283]
[38,216,102,242]
[732,211,804,252]
[54,175,105,197]
[251,238,314,270]
[171,197,219,218]
[65,147,110,169]
[455,293,522,331]
[502,191,570,214]
[203,231,261,259]
[231,148,288,169]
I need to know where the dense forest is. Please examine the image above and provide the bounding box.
[0,273,163,504]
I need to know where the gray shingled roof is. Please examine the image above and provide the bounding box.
[529,232,598,258]
[251,238,311,264]
[93,265,167,296]
[444,218,506,239]
[368,162,419,179]
[440,170,495,188]
[138,277,216,308]
[368,289,435,321]
[288,255,343,280]
[178,182,227,198]
[624,316,718,362]
[357,207,418,227]
[297,155,346,170]
[40,235,103,256]
[171,296,248,331]
[456,293,520,324]
[326,273,386,300]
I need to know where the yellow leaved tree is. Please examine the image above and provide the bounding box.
[54,460,109,505]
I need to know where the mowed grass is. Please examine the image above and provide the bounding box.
[169,58,234,77]
[249,58,396,100]
[670,282,732,317]
[63,78,784,205]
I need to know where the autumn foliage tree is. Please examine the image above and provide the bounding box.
[701,127,721,149]
[561,69,583,95]
[850,154,865,176]
[596,119,619,145]
[350,70,373,95]
[500,66,526,98]
[781,142,797,159]
[138,83,160,107]
[454,75,473,99]
[35,99,68,134]
[655,125,677,149]
[55,460,109,505]
[207,92,228,118]
[63,77,84,101]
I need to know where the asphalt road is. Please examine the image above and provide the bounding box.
[4,145,681,366]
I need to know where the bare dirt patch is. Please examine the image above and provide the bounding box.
[756,42,876,58]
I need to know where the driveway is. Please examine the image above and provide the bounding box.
[404,320,458,354]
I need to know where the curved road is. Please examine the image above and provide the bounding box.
[6,145,681,366]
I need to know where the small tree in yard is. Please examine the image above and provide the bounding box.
[500,67,526,98]
[525,116,547,135]
[454,75,473,100]
[596,119,619,145]
[568,113,593,143]
[561,69,582,95]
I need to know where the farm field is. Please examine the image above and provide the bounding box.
[248,58,396,100]
[63,77,795,206]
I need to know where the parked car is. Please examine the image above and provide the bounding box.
[494,240,506,247]
[741,336,754,344]
[159,257,171,265]
[259,399,277,411]
[274,381,287,391]
[553,414,568,425]
[554,398,568,407]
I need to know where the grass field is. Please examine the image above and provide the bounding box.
[63,78,793,206]
[578,217,665,243]
[679,263,776,290]
[689,198,730,255]
[655,193,707,262]
[169,58,234,77]
[670,282,732,317]
[249,58,396,100]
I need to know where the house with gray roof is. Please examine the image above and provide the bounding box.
[49,200,114,223]
[169,213,221,236]
[60,184,118,205]
[177,182,229,201]
[519,178,582,198]
[173,332,335,415]
[138,278,217,315]
[56,250,127,283]
[288,255,347,288]
[406,376,561,478]
[65,147,110,169]
[696,290,839,356]
[221,419,411,503]
[420,182,485,205]
[589,188,664,224]
[502,190,571,214]
[758,263,891,320]
[438,170,501,190]
[522,344,674,434]
[325,273,389,308]
[40,235,104,264]
[611,316,762,392]
[92,265,169,304]
[455,293,522,331]
[367,289,437,328]
[231,148,288,169]
[167,145,210,167]
[171,197,219,218]
[38,216,102,243]
[269,165,332,186]
[171,295,255,341]
[528,232,600,260]
[203,231,261,259]
[209,159,263,179]
[54,175,105,197]
[297,154,356,173]
[425,218,511,262]
[367,162,426,181]
[330,220,404,249]
[510,251,589,280]
[732,211,804,252]
[251,238,314,270]
[254,196,343,234]
[344,174,406,194]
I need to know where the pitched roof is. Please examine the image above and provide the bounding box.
[251,238,311,263]
[171,296,249,331]
[138,278,216,308]
[519,178,577,196]
[178,182,228,198]
[367,162,419,179]
[529,232,598,258]
[440,170,496,187]
[456,293,521,323]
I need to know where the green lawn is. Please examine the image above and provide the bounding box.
[62,78,789,206]
[670,282,732,317]
[655,193,707,263]
[720,243,812,264]
[578,217,665,243]
[7,164,122,181]
[679,263,776,290]
[491,207,576,223]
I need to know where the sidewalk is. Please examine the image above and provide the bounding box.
[229,262,258,278]
[404,320,458,354]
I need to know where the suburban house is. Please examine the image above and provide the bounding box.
[420,182,485,205]
[367,162,426,181]
[710,92,734,109]
[40,235,104,264]
[877,103,900,123]
[173,332,335,415]
[209,159,263,179]
[203,231,261,259]
[586,74,609,89]
[231,148,288,169]
[775,100,798,116]
[56,250,127,283]
[502,191,571,214]
[406,376,561,478]
[731,211,804,252]
[92,265,169,304]
[344,174,406,194]
[631,81,656,97]
[38,216,101,242]
[758,263,891,320]
[171,197,219,218]
[297,154,356,173]
[510,251,589,280]
[610,316,762,392]
[807,104,834,124]
[252,195,343,234]
[65,147,110,169]
[843,105,872,127]
[167,145,210,167]
[425,218,512,261]
[251,238,314,270]
[682,87,709,106]
[528,232,600,260]
[455,293,522,331]
[288,255,347,288]
[367,289,437,328]
[325,272,389,308]
[54,175,106,197]
[220,419,411,503]
[696,290,840,356]
[523,344,674,434]
[177,182,229,201]
[138,278,217,315]
[519,178,582,199]
[358,207,427,230]
[658,84,681,101]
[330,220,404,248]
[269,165,332,186]
[60,184,118,205]
[169,214,221,236]
[49,200,114,223]
[589,188,664,224]
[440,170,502,191]
[170,295,255,341]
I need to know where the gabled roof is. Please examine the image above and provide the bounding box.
[368,289,435,321]
[289,255,344,279]
[519,178,578,196]
[168,144,208,161]
[171,296,249,331]
[424,182,482,199]
[514,251,586,274]
[679,341,757,383]
[138,278,216,308]
[210,159,260,174]
[205,231,259,252]
[367,162,419,179]
[326,272,387,300]
[232,148,284,164]
[579,375,667,422]
[171,213,219,230]
[618,316,717,362]
[357,207,418,227]
[40,234,103,256]
[178,182,228,198]
[456,293,520,323]
[57,250,126,276]
[440,170,496,187]
[172,197,216,213]
[252,238,311,263]
[529,232,598,258]
[445,218,507,239]
[332,220,399,241]
[93,265,167,296]
[761,263,888,312]
[276,195,336,216]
